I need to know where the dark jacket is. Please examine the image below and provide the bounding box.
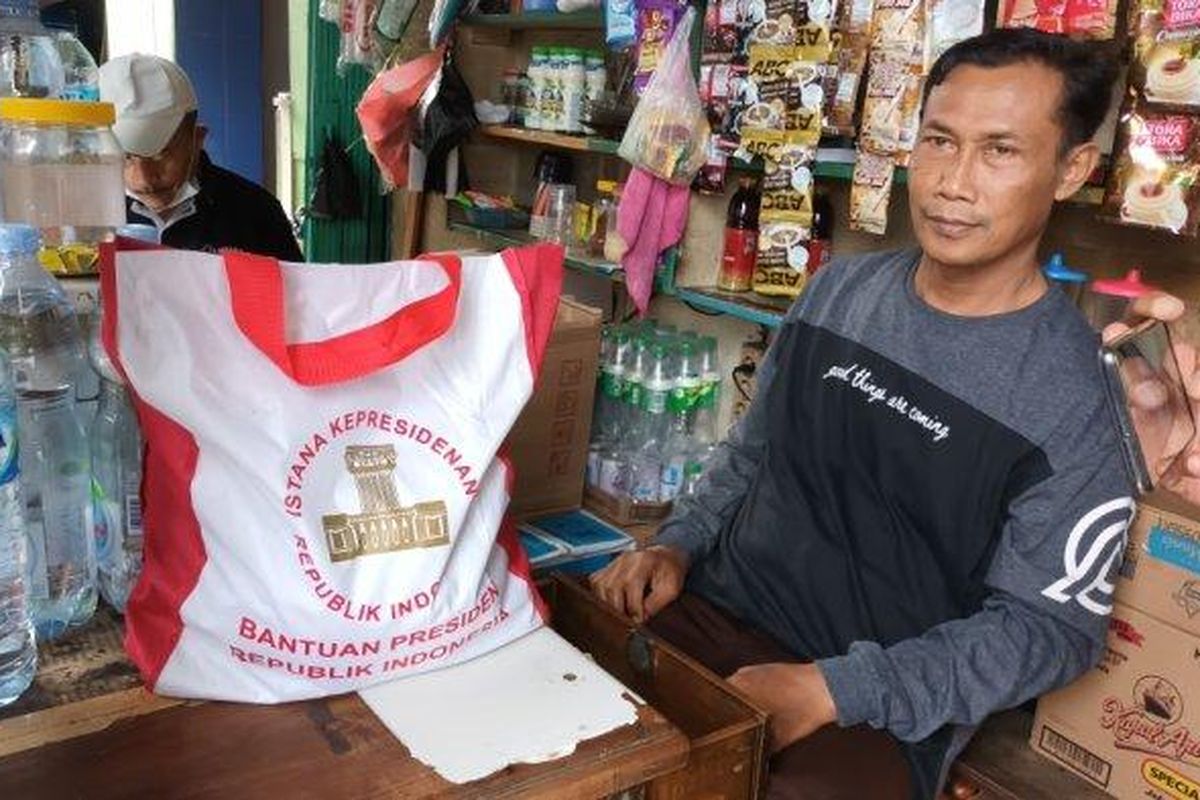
[127,152,304,262]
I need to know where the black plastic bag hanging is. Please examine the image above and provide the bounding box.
[310,130,363,221]
[416,56,478,194]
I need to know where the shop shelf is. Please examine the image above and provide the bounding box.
[448,219,622,279]
[730,148,910,185]
[674,285,792,327]
[461,10,604,29]
[478,124,621,155]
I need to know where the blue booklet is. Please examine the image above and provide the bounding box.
[522,510,635,557]
[518,528,569,567]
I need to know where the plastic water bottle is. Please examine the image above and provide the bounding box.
[0,347,36,706]
[627,342,672,503]
[587,326,631,487]
[599,333,648,496]
[0,224,95,639]
[681,336,721,496]
[90,379,142,613]
[659,340,699,502]
[50,31,98,101]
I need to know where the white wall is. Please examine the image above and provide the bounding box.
[105,0,175,60]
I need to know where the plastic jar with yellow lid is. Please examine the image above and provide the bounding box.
[0,98,125,275]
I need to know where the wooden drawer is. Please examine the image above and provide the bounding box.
[544,575,769,800]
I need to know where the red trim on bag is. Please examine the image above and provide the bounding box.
[101,253,208,690]
[222,251,462,386]
[498,244,564,383]
[122,400,207,690]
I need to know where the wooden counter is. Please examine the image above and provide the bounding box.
[0,589,1111,800]
[0,605,688,799]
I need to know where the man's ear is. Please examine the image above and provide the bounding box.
[1054,141,1100,202]
[195,123,209,152]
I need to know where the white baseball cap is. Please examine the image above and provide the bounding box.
[99,54,198,157]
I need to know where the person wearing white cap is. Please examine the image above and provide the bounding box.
[98,53,303,261]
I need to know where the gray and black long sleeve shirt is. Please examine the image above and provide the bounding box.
[654,248,1135,796]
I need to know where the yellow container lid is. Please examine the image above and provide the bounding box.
[596,179,618,193]
[0,98,116,126]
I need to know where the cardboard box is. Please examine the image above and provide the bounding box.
[1031,602,1200,799]
[1118,492,1200,637]
[506,297,602,518]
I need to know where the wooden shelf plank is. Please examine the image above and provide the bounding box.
[478,125,620,155]
[674,286,791,328]
[461,10,605,29]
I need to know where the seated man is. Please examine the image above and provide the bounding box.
[594,28,1134,800]
[98,53,303,261]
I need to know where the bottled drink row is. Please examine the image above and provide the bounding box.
[0,224,146,708]
[587,320,722,505]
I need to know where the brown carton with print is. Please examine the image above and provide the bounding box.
[1031,602,1200,799]
[1115,491,1200,638]
[505,297,603,518]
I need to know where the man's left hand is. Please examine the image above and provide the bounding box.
[1105,292,1200,501]
[727,662,838,753]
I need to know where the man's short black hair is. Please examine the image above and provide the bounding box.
[923,28,1120,154]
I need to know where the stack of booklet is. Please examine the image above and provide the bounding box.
[518,510,637,574]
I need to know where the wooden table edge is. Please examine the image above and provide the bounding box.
[0,687,186,758]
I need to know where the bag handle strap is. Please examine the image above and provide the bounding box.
[223,250,461,386]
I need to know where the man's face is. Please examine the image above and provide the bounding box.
[123,118,203,212]
[907,62,1091,270]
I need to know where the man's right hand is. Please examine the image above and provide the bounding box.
[589,545,688,623]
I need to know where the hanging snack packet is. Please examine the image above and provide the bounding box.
[740,48,825,144]
[704,0,743,56]
[926,0,986,67]
[860,51,923,156]
[607,0,638,50]
[1101,107,1200,236]
[998,0,1118,40]
[741,45,798,137]
[850,148,896,235]
[827,34,869,135]
[838,0,875,35]
[339,0,382,73]
[634,0,686,94]
[1131,0,1200,110]
[760,143,816,226]
[871,0,923,58]
[755,221,810,296]
[1064,0,1119,38]
[748,0,802,45]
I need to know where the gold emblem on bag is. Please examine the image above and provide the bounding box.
[322,445,450,562]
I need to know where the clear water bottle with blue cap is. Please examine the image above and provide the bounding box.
[88,223,155,613]
[0,223,95,639]
[49,30,98,101]
[1042,252,1089,307]
[0,344,35,705]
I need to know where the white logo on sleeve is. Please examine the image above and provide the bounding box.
[1042,497,1136,616]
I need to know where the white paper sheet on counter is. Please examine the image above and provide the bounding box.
[358,626,642,784]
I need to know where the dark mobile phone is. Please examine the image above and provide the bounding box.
[1100,320,1196,495]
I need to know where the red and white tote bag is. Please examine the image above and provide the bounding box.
[100,242,563,702]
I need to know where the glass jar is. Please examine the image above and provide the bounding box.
[0,98,125,275]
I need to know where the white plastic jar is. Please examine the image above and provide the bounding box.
[0,98,125,274]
